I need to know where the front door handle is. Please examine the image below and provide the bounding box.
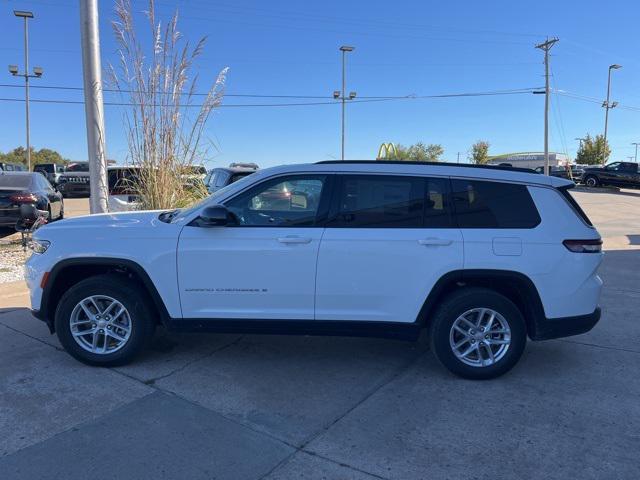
[418,238,453,246]
[278,236,312,244]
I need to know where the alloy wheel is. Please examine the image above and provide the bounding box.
[69,295,132,354]
[449,308,511,367]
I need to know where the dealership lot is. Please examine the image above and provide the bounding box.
[1,189,639,479]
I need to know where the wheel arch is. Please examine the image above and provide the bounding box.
[416,269,545,339]
[40,257,170,332]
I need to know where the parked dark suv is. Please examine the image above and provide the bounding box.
[205,163,259,194]
[57,162,90,197]
[582,162,640,188]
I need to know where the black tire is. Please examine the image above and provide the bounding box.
[429,287,527,380]
[47,205,52,221]
[584,175,600,188]
[58,201,64,220]
[55,274,156,366]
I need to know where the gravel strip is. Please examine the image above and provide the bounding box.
[0,244,29,284]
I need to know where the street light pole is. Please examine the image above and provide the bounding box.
[338,45,354,161]
[535,37,559,176]
[632,142,640,162]
[10,11,41,172]
[603,64,621,165]
[80,0,109,214]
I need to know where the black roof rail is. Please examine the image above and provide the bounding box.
[315,160,537,174]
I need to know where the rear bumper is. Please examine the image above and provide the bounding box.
[529,307,601,341]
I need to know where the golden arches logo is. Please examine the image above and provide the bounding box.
[377,143,398,160]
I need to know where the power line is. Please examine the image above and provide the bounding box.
[0,83,540,101]
[0,90,537,108]
[555,90,640,112]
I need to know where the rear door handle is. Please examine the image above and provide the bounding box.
[418,238,453,246]
[278,236,312,244]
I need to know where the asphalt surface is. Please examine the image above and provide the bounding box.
[0,189,639,479]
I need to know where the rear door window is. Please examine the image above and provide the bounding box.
[328,175,452,228]
[451,179,541,228]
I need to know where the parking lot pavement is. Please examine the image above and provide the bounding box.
[1,190,639,479]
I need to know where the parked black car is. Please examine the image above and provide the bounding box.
[0,172,63,227]
[205,163,259,194]
[582,161,640,188]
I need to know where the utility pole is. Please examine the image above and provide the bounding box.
[574,137,586,162]
[535,37,559,176]
[457,152,461,164]
[80,0,108,214]
[632,142,640,162]
[602,64,622,165]
[334,45,355,161]
[9,11,42,172]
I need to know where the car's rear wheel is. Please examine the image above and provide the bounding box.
[429,288,527,379]
[55,275,155,366]
[584,175,599,187]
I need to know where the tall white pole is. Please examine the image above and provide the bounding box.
[535,37,558,176]
[23,17,31,171]
[80,0,108,214]
[341,50,346,161]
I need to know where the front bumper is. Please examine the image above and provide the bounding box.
[529,307,601,341]
[58,183,90,196]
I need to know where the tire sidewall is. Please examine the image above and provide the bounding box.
[430,289,527,380]
[55,276,154,366]
[585,176,598,187]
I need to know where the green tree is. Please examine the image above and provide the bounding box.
[576,134,610,165]
[0,147,69,167]
[393,142,444,162]
[470,140,490,164]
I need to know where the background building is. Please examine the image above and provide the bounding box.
[487,152,571,169]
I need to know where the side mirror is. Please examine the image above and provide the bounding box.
[197,205,229,227]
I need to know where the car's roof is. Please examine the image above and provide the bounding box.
[247,161,572,188]
[0,171,36,177]
[108,165,141,170]
[213,166,258,173]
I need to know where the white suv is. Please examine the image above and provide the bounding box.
[25,161,603,379]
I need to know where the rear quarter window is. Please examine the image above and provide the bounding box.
[451,179,541,228]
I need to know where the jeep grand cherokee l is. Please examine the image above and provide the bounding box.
[25,161,603,379]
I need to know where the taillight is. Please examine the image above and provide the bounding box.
[563,239,602,253]
[9,192,38,204]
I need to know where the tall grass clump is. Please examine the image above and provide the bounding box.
[110,0,228,210]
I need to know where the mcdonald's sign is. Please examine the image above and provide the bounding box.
[377,142,398,160]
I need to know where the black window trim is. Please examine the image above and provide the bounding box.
[220,172,335,228]
[326,173,454,229]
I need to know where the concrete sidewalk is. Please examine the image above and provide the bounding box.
[1,191,639,479]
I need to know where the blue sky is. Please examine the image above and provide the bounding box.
[1,0,639,168]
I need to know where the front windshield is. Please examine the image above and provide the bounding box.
[170,172,258,223]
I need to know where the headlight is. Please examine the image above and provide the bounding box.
[29,239,50,254]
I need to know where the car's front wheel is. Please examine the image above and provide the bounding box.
[55,275,155,366]
[429,288,527,380]
[584,175,600,187]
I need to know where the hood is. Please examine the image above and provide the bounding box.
[40,210,162,232]
[583,166,604,172]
